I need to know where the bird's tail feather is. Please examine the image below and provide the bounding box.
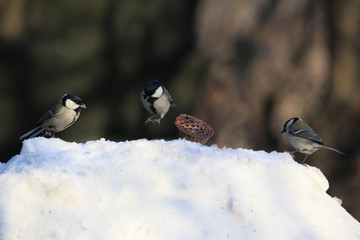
[321,143,345,155]
[19,126,47,140]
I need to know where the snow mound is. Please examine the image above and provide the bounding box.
[0,138,359,240]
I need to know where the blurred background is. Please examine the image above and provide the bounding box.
[0,0,359,220]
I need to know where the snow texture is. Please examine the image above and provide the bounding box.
[0,138,359,240]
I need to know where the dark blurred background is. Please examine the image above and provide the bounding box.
[1,0,359,220]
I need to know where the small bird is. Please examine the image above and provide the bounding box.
[20,94,86,140]
[140,80,176,125]
[281,117,345,163]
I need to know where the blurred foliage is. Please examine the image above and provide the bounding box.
[0,0,205,160]
[195,0,360,221]
[1,0,360,220]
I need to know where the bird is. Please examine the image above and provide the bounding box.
[281,117,345,163]
[20,94,86,140]
[140,80,176,125]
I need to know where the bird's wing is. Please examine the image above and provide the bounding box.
[289,120,323,143]
[140,91,157,114]
[163,88,176,107]
[37,104,61,125]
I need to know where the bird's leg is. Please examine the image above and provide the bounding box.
[154,118,161,125]
[301,154,309,164]
[286,150,297,158]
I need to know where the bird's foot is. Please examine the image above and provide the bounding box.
[285,151,297,159]
[144,115,162,126]
[43,129,55,138]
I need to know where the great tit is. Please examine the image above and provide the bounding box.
[281,117,345,163]
[140,80,176,125]
[20,94,86,140]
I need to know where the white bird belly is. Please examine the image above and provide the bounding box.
[286,133,320,155]
[153,95,171,118]
[43,108,79,132]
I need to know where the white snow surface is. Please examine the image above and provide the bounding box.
[0,138,359,240]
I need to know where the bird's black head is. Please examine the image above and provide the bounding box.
[62,94,84,105]
[144,80,162,96]
[281,117,300,133]
[62,94,86,109]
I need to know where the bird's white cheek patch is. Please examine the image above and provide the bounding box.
[286,119,295,129]
[152,86,164,98]
[65,99,80,110]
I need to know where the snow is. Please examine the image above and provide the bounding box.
[0,138,359,240]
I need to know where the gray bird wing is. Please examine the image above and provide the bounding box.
[289,121,323,143]
[163,87,176,107]
[37,104,62,125]
[140,91,156,114]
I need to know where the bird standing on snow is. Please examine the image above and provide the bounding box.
[20,94,86,140]
[140,80,176,125]
[281,117,345,163]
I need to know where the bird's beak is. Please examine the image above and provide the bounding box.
[81,104,87,109]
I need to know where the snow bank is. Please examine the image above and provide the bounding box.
[0,138,359,240]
